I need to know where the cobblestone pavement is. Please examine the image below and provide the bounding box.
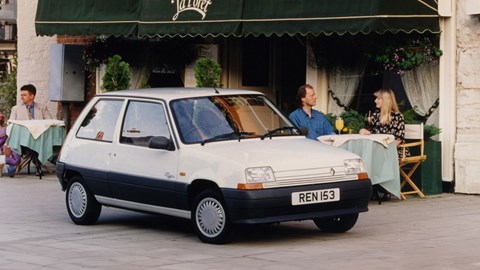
[1,172,480,270]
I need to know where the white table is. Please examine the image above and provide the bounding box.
[318,134,400,198]
[6,120,66,178]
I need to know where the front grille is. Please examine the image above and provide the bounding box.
[263,166,357,188]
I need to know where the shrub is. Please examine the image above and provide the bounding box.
[0,55,17,117]
[340,110,365,134]
[194,58,222,88]
[102,54,131,92]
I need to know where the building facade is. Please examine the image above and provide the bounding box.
[455,0,480,193]
[15,0,480,194]
[17,0,56,116]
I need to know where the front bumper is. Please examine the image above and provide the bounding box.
[222,179,371,224]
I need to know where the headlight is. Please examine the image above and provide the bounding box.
[245,167,276,183]
[344,159,366,175]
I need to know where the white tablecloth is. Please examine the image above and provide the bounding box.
[318,134,400,198]
[318,134,394,148]
[7,120,65,139]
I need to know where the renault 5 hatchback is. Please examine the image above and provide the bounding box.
[56,88,371,244]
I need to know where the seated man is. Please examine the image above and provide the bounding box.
[8,84,52,176]
[9,84,52,120]
[289,84,334,139]
[0,145,21,178]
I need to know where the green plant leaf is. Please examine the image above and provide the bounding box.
[102,54,131,92]
[0,54,17,117]
[339,109,366,134]
[194,58,222,88]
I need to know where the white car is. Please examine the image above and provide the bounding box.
[56,88,371,244]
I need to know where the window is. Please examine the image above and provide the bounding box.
[172,95,294,144]
[120,101,170,147]
[76,99,123,142]
[242,37,270,87]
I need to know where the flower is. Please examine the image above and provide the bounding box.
[374,37,442,75]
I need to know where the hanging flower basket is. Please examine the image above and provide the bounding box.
[373,37,442,75]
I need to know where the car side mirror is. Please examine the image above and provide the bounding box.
[148,136,175,151]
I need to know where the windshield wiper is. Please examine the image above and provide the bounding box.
[261,127,298,140]
[201,131,254,145]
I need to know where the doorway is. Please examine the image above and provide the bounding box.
[275,36,306,115]
[228,36,306,114]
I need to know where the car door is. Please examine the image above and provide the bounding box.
[74,98,124,197]
[108,99,181,209]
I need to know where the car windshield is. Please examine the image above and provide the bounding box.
[171,95,301,144]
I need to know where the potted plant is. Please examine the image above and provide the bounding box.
[402,107,442,195]
[417,124,442,195]
[326,110,365,134]
[101,54,131,92]
[340,110,365,134]
[424,124,442,140]
[194,58,222,88]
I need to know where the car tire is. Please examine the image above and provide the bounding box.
[66,177,102,225]
[192,189,234,244]
[313,213,359,233]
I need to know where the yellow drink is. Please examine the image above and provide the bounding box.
[335,118,344,134]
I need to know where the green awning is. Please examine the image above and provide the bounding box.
[242,0,440,36]
[35,0,440,37]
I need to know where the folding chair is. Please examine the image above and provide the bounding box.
[15,147,46,179]
[398,123,427,200]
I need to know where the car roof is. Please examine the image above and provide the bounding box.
[97,88,264,101]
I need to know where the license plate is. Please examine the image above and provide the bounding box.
[291,188,340,206]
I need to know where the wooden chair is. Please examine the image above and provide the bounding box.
[15,147,48,179]
[398,123,427,200]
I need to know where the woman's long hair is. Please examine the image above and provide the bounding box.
[374,89,400,125]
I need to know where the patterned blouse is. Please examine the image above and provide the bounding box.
[368,110,405,142]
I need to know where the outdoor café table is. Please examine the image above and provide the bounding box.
[6,119,66,179]
[317,134,400,200]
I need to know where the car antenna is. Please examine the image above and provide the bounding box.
[214,87,219,94]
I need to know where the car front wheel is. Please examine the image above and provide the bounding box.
[313,213,359,233]
[192,190,234,244]
[66,177,101,225]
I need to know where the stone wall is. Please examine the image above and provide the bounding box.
[455,0,480,193]
[17,0,57,118]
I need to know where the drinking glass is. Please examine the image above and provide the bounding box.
[335,117,344,134]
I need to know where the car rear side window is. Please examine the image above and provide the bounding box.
[120,100,170,147]
[76,99,123,142]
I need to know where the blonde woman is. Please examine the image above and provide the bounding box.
[359,89,405,147]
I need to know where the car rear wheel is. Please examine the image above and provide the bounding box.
[313,213,359,233]
[192,189,234,244]
[66,176,101,225]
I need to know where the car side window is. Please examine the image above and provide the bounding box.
[76,99,123,142]
[120,100,170,147]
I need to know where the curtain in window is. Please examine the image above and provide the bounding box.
[400,63,439,125]
[130,66,151,89]
[327,62,366,115]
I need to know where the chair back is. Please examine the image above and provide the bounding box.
[404,123,424,140]
[403,123,424,157]
[398,123,427,199]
